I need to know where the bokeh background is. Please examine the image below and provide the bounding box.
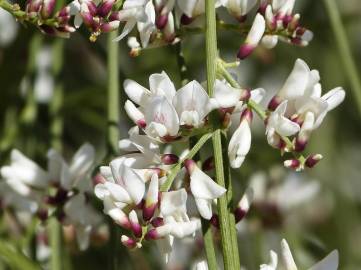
[0,0,360,269]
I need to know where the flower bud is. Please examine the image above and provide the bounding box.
[41,0,56,19]
[100,21,120,33]
[180,14,193,25]
[156,14,168,29]
[305,154,323,168]
[237,14,265,59]
[268,95,282,111]
[143,174,159,221]
[129,210,142,238]
[283,159,301,171]
[161,154,179,165]
[121,235,139,249]
[151,217,164,227]
[97,0,115,17]
[202,157,214,171]
[235,188,253,223]
[210,214,219,228]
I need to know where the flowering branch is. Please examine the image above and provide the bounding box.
[205,0,240,269]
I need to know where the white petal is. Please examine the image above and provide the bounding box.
[113,19,137,42]
[213,79,242,108]
[260,250,278,270]
[146,173,159,206]
[47,149,64,183]
[276,116,300,136]
[75,225,91,251]
[69,143,95,180]
[177,0,197,17]
[228,120,252,168]
[124,100,145,124]
[281,239,298,270]
[190,166,226,200]
[322,87,345,111]
[149,71,176,102]
[145,96,179,137]
[237,187,254,214]
[246,13,265,46]
[160,189,188,217]
[124,79,150,106]
[120,165,145,204]
[278,59,311,100]
[308,250,339,270]
[105,182,132,203]
[194,198,213,220]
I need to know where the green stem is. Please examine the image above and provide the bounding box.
[323,0,361,119]
[160,132,212,192]
[107,31,120,270]
[107,31,120,155]
[205,1,240,269]
[49,37,65,270]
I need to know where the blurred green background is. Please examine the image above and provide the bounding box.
[0,0,361,269]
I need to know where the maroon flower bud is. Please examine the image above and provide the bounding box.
[240,88,251,102]
[151,217,164,227]
[240,108,253,123]
[202,157,214,171]
[161,154,179,165]
[234,207,247,223]
[210,214,219,228]
[237,44,255,60]
[180,14,194,25]
[41,0,56,19]
[305,154,323,168]
[121,235,138,249]
[156,14,168,29]
[284,159,301,170]
[268,95,282,111]
[294,137,307,152]
[97,0,115,17]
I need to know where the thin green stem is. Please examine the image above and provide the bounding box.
[205,1,240,268]
[107,31,120,154]
[107,31,120,270]
[201,219,218,270]
[160,132,212,192]
[49,37,65,270]
[323,0,361,119]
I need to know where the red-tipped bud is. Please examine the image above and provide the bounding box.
[161,154,179,165]
[202,157,214,171]
[151,217,164,227]
[294,137,307,152]
[237,44,255,60]
[156,14,168,29]
[129,210,142,238]
[41,0,56,19]
[235,187,253,223]
[184,159,196,174]
[121,235,138,249]
[97,0,115,17]
[240,89,251,102]
[210,214,219,228]
[305,154,323,168]
[143,174,159,221]
[180,14,194,25]
[100,21,120,32]
[240,108,253,123]
[284,159,301,170]
[268,95,282,111]
[145,228,158,240]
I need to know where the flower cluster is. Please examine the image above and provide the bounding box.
[265,59,345,171]
[1,0,312,55]
[0,144,101,250]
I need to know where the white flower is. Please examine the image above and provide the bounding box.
[145,96,180,139]
[221,0,258,20]
[212,79,245,109]
[1,149,50,196]
[63,193,102,250]
[0,8,18,47]
[266,101,300,148]
[113,0,149,42]
[192,259,209,270]
[124,71,176,107]
[173,80,213,128]
[228,110,252,168]
[160,188,189,221]
[184,160,226,219]
[238,13,266,59]
[260,250,278,270]
[137,0,156,47]
[47,143,95,192]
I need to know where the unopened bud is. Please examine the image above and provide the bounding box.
[129,210,142,238]
[97,0,115,17]
[161,154,179,165]
[305,154,323,168]
[202,157,214,171]
[210,214,219,228]
[151,217,164,227]
[180,14,193,25]
[268,95,282,111]
[156,14,168,29]
[240,108,253,123]
[121,235,140,249]
[284,159,301,171]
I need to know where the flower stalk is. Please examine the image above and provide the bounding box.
[205,0,240,269]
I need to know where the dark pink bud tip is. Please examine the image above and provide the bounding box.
[145,229,158,240]
[131,223,142,238]
[210,214,219,229]
[162,154,179,165]
[268,96,282,111]
[151,217,164,227]
[37,209,48,221]
[156,14,168,29]
[136,119,147,129]
[282,15,293,28]
[234,208,247,223]
[184,159,196,173]
[284,159,301,170]
[240,89,251,102]
[295,138,307,152]
[180,14,194,25]
[237,44,254,60]
[240,108,253,123]
[143,205,157,222]
[97,0,115,17]
[305,154,323,168]
[202,157,214,171]
[237,15,247,23]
